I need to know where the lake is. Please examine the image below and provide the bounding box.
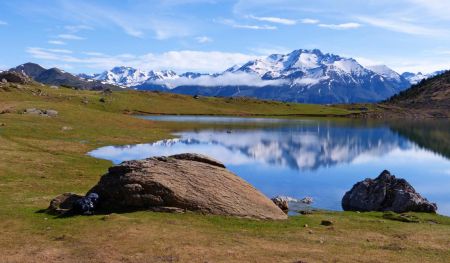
[89,116,450,216]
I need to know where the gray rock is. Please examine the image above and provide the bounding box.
[271,196,289,213]
[300,197,314,205]
[342,170,437,213]
[23,108,58,117]
[87,153,287,220]
[24,108,43,115]
[47,193,83,215]
[44,109,58,117]
[0,71,31,84]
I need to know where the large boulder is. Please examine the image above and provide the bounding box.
[342,170,437,213]
[87,153,287,220]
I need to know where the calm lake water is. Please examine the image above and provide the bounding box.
[89,116,450,216]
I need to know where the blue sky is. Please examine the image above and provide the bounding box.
[0,0,449,74]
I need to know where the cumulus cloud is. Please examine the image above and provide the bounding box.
[318,22,361,30]
[64,25,93,33]
[26,48,259,73]
[153,72,287,88]
[249,15,296,25]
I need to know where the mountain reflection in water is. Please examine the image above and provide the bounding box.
[89,117,450,215]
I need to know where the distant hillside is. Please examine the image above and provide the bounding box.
[10,63,119,90]
[376,71,450,118]
[387,70,449,109]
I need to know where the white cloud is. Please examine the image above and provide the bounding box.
[249,15,296,25]
[318,22,361,30]
[48,40,66,45]
[82,51,106,56]
[0,20,7,25]
[57,34,85,40]
[300,18,319,24]
[357,16,446,36]
[219,19,277,30]
[353,54,449,73]
[64,25,93,33]
[406,0,450,20]
[47,49,73,54]
[196,36,213,43]
[154,72,286,88]
[354,56,383,67]
[26,48,259,73]
[57,1,191,39]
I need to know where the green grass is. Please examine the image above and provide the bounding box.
[0,83,449,262]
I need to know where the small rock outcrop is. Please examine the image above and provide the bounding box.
[23,108,58,117]
[47,192,100,215]
[47,193,83,215]
[85,153,287,220]
[342,170,437,213]
[0,71,31,84]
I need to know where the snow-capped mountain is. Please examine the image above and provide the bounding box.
[401,70,446,85]
[367,65,403,83]
[80,49,419,103]
[165,49,411,103]
[82,66,179,87]
[226,49,407,87]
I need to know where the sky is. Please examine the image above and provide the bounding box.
[0,0,449,74]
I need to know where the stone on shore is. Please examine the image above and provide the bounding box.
[342,170,437,213]
[84,153,287,220]
[271,196,289,213]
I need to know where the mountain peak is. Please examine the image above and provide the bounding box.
[10,62,46,79]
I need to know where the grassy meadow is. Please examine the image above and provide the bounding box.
[0,83,449,262]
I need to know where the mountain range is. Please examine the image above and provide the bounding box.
[6,49,447,104]
[79,49,445,103]
[9,63,117,90]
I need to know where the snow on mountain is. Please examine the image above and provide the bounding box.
[79,49,418,103]
[161,49,413,103]
[83,66,179,87]
[367,65,402,82]
[401,70,446,85]
[93,67,151,87]
[230,49,387,86]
